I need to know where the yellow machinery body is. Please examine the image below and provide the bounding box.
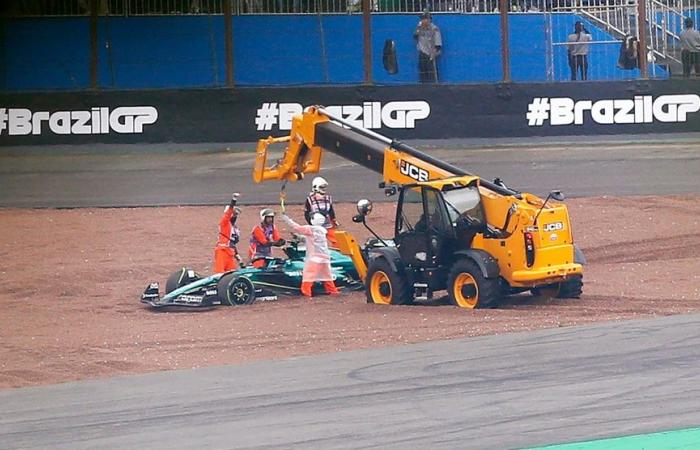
[252,106,582,302]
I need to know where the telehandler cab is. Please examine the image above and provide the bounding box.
[252,106,584,308]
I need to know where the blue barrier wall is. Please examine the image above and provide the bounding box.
[1,13,650,91]
[1,18,92,90]
[233,16,364,84]
[372,14,504,83]
[553,15,650,80]
[97,16,228,88]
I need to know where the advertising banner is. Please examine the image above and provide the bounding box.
[1,80,699,146]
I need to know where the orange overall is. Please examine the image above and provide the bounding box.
[248,223,281,268]
[213,206,241,273]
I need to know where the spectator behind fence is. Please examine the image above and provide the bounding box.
[413,10,442,83]
[567,21,592,81]
[617,36,639,70]
[680,18,700,77]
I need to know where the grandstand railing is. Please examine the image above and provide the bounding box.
[5,0,695,15]
[568,0,698,75]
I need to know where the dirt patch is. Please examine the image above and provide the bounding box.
[1,196,699,389]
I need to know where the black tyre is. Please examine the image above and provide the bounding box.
[365,258,411,305]
[531,275,583,299]
[217,274,256,306]
[165,267,201,294]
[447,259,502,309]
[559,275,583,298]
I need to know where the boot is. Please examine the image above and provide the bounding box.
[301,281,313,297]
[324,281,340,295]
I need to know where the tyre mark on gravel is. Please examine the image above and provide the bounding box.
[583,233,700,264]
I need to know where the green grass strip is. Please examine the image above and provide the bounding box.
[525,427,700,450]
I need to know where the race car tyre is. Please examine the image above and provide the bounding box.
[447,259,501,309]
[217,274,256,306]
[531,275,583,299]
[165,267,201,294]
[365,258,410,305]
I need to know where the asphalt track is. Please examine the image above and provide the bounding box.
[1,136,699,208]
[2,314,700,449]
[2,136,700,449]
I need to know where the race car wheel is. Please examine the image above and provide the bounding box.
[165,267,201,294]
[447,259,501,309]
[217,274,256,306]
[365,258,410,305]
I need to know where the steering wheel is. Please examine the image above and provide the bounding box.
[459,214,479,227]
[249,256,286,268]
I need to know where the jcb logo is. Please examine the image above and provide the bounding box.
[399,160,429,182]
[544,222,564,232]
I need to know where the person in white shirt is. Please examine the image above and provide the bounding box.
[567,21,592,81]
[413,10,442,83]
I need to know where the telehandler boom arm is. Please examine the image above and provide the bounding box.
[253,106,517,197]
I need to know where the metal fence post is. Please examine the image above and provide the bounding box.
[363,0,372,84]
[545,12,553,81]
[637,0,648,78]
[224,0,234,87]
[90,0,98,88]
[499,0,511,82]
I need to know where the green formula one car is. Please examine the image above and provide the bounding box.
[141,239,362,308]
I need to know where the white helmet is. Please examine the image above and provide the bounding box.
[310,212,326,226]
[312,176,328,194]
[260,208,275,221]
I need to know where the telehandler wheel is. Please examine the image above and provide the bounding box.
[365,258,411,305]
[559,275,583,298]
[447,259,501,309]
[531,275,583,299]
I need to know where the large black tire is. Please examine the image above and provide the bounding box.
[447,259,502,309]
[217,274,256,306]
[365,258,411,305]
[531,275,583,299]
[165,267,201,294]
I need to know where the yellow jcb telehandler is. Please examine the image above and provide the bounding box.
[252,106,584,308]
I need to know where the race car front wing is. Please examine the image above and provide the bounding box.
[140,282,223,308]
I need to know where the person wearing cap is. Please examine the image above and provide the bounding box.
[413,10,442,83]
[214,193,242,273]
[248,208,286,268]
[281,211,340,297]
[567,21,592,81]
[304,176,339,247]
[680,17,700,77]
